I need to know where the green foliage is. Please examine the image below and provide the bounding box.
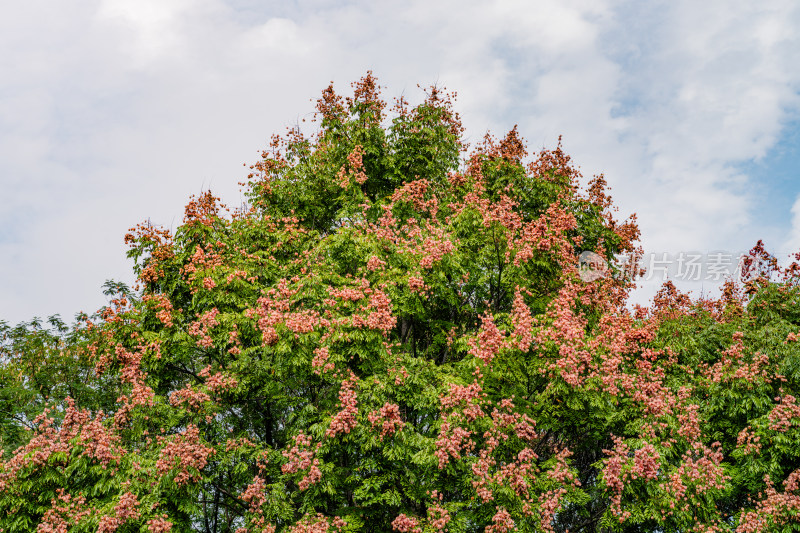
[0,312,120,456]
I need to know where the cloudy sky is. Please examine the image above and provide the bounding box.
[2,0,799,324]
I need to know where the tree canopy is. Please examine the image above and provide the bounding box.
[1,73,799,533]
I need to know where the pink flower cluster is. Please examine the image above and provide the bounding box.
[675,402,702,443]
[367,402,405,439]
[36,489,90,533]
[115,344,143,385]
[241,475,267,511]
[736,470,800,532]
[390,178,438,216]
[183,243,224,274]
[156,425,213,485]
[366,255,387,271]
[440,380,485,421]
[97,492,140,533]
[601,437,638,519]
[169,383,211,410]
[204,370,238,394]
[181,242,225,290]
[286,514,346,533]
[509,289,534,351]
[408,275,426,295]
[425,491,451,532]
[251,284,321,345]
[312,346,335,374]
[336,145,368,188]
[225,269,253,284]
[537,283,597,387]
[351,289,397,333]
[143,294,174,327]
[702,332,776,385]
[736,427,762,455]
[434,421,473,469]
[146,514,172,533]
[768,393,800,432]
[468,313,505,365]
[418,237,454,269]
[498,447,540,499]
[284,310,320,335]
[471,448,496,502]
[120,353,156,413]
[662,444,728,514]
[507,204,577,268]
[75,413,125,468]
[328,286,366,302]
[631,443,660,481]
[0,400,125,489]
[537,489,567,532]
[485,507,515,533]
[548,448,580,486]
[327,373,359,437]
[281,433,322,491]
[187,308,219,349]
[391,513,421,533]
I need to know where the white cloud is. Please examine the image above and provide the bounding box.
[1,0,800,321]
[95,0,207,65]
[782,194,800,262]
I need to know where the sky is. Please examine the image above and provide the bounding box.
[1,0,800,324]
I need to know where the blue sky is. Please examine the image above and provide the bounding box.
[1,0,800,324]
[743,118,800,247]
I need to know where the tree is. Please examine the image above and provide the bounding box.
[0,309,121,457]
[0,73,798,533]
